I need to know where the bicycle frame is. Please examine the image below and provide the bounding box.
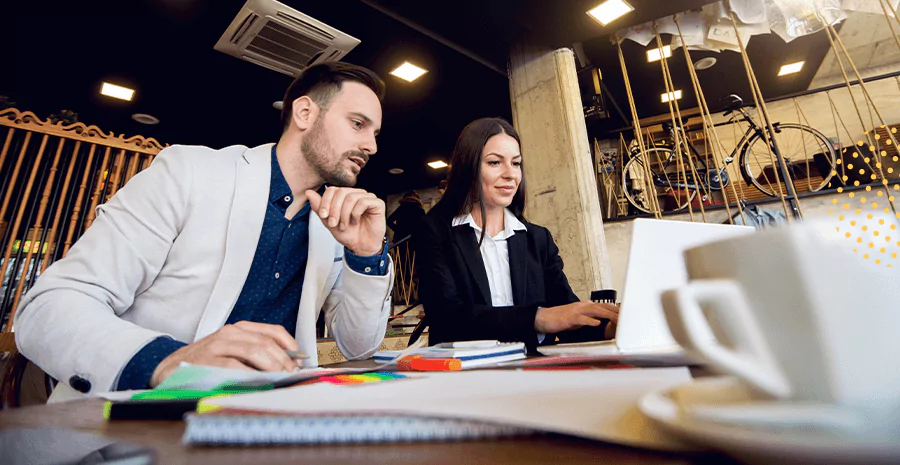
[641,109,771,192]
[624,97,822,216]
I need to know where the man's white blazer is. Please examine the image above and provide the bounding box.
[14,143,393,396]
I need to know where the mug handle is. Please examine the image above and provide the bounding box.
[662,279,791,398]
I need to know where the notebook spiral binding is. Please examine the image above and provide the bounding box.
[183,414,535,445]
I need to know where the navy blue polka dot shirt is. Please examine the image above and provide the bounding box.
[116,146,388,390]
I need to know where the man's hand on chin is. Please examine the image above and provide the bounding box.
[306,186,386,256]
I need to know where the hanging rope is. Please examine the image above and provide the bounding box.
[827,91,877,188]
[654,22,703,222]
[824,28,877,150]
[826,93,875,186]
[726,95,752,205]
[595,137,622,218]
[825,24,898,214]
[673,15,746,225]
[643,124,693,212]
[616,39,663,218]
[826,91,850,186]
[729,13,799,219]
[790,99,815,192]
[880,0,900,54]
[810,95,879,185]
[881,0,900,163]
[618,133,630,216]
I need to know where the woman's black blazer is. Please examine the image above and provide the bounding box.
[415,210,609,352]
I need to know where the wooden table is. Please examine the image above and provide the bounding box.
[0,361,732,464]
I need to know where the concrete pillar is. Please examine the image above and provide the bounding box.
[509,43,613,298]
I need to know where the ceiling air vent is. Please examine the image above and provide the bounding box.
[214,0,360,77]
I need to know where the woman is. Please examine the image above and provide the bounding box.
[416,118,618,351]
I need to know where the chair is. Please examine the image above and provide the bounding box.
[407,314,428,347]
[0,334,55,409]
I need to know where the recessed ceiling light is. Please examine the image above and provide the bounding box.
[388,168,404,174]
[778,61,804,76]
[100,82,135,101]
[647,45,671,62]
[427,160,448,169]
[693,57,717,70]
[661,90,682,103]
[132,113,159,125]
[272,100,284,110]
[390,61,428,82]
[586,0,634,26]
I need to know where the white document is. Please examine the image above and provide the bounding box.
[200,368,696,451]
[156,339,432,390]
[154,363,340,391]
[91,390,149,401]
[669,11,708,50]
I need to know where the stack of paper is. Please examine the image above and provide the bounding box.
[373,342,526,368]
[186,368,695,450]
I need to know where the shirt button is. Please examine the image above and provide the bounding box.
[69,375,92,393]
[364,267,372,273]
[275,272,281,279]
[379,260,385,267]
[284,195,291,202]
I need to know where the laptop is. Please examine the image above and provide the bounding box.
[538,218,754,365]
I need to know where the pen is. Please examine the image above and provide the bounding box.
[434,340,500,349]
[286,350,310,360]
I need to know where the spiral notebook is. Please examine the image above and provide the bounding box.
[183,413,533,445]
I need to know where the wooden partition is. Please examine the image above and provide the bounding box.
[0,108,165,338]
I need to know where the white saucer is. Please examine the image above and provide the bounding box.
[639,377,900,465]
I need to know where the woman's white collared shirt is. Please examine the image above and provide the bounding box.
[452,209,527,306]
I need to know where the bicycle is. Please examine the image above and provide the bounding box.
[622,94,837,214]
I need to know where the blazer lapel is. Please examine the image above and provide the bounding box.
[507,230,528,305]
[194,144,272,340]
[296,214,335,342]
[452,226,492,304]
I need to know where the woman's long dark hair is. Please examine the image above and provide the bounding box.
[433,117,527,245]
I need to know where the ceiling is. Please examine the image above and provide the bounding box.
[810,10,900,89]
[1,0,512,198]
[2,0,878,197]
[373,0,846,135]
[581,24,838,134]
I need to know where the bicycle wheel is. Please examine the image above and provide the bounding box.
[739,123,837,197]
[622,148,697,214]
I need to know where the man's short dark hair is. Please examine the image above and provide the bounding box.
[280,62,386,131]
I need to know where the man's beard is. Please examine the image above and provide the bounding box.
[301,118,365,187]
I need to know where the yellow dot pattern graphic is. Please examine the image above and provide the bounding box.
[832,144,900,267]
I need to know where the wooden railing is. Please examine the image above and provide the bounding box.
[0,108,166,338]
[389,238,417,307]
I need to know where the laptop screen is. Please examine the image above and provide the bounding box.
[615,219,754,352]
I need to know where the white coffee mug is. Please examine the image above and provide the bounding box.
[662,212,900,411]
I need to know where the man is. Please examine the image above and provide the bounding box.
[14,62,393,400]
